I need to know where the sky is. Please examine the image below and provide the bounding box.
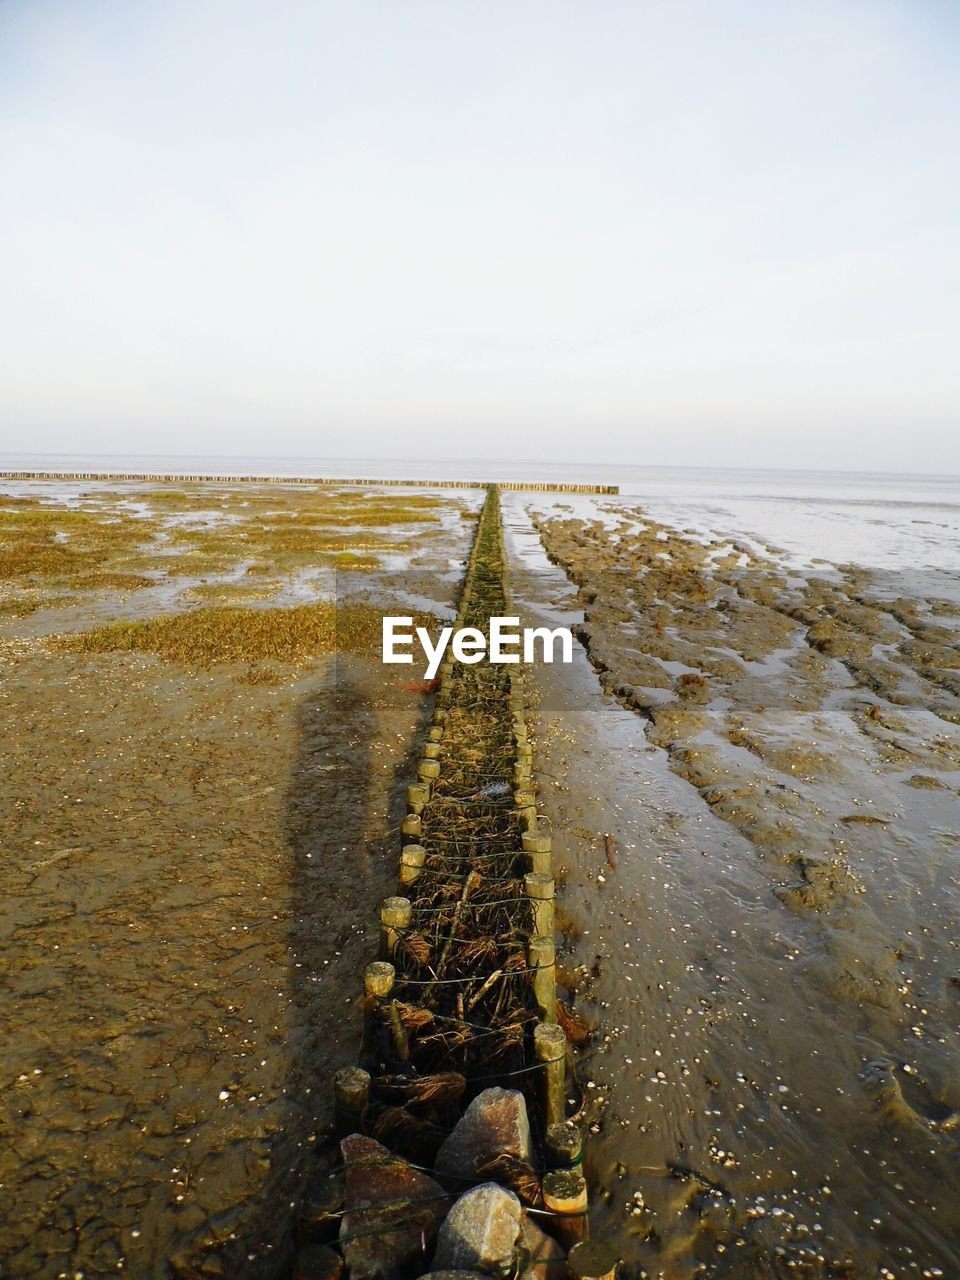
[0,0,958,473]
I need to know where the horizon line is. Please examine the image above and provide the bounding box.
[0,451,956,484]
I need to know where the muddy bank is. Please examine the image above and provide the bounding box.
[503,495,960,1278]
[0,484,478,1278]
[533,508,960,919]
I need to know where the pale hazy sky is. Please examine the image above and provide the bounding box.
[1,1,958,471]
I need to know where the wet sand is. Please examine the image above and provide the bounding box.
[5,477,960,1278]
[502,493,960,1278]
[0,483,479,1278]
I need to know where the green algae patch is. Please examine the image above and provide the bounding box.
[331,550,380,571]
[61,601,394,665]
[182,580,283,604]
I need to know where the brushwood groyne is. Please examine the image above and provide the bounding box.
[291,487,616,1280]
[0,472,618,494]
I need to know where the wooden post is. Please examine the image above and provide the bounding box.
[542,1168,588,1250]
[522,832,552,875]
[545,1120,582,1169]
[406,783,429,814]
[399,844,426,886]
[418,759,440,784]
[333,1066,370,1138]
[379,896,411,958]
[528,936,557,1022]
[516,788,538,831]
[534,1022,566,1130]
[364,960,395,999]
[524,872,555,938]
[401,813,422,845]
[567,1240,618,1280]
[362,960,395,1061]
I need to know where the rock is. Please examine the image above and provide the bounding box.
[433,1183,522,1272]
[298,1170,344,1244]
[517,1213,565,1279]
[293,1243,343,1280]
[339,1134,447,1280]
[434,1088,531,1186]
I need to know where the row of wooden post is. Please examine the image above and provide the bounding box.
[0,470,618,494]
[335,488,616,1280]
[498,504,610,1275]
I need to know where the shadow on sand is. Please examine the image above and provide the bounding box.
[216,658,433,1277]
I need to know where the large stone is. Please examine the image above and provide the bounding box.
[433,1183,522,1272]
[293,1243,343,1280]
[517,1212,565,1279]
[339,1134,447,1280]
[434,1088,531,1186]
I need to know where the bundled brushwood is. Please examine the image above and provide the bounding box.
[363,487,544,1121]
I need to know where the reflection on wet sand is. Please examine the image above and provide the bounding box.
[503,493,959,1278]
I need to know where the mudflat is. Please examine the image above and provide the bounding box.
[4,477,960,1278]
[0,482,477,1278]
[506,493,960,1277]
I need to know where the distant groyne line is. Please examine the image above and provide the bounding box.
[0,471,618,494]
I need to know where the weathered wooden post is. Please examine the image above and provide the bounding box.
[545,1119,583,1169]
[401,813,422,845]
[542,1168,589,1249]
[417,758,441,786]
[534,1021,566,1130]
[361,960,394,1062]
[528,935,557,1022]
[333,1066,369,1138]
[567,1240,618,1280]
[364,960,395,1000]
[522,832,552,875]
[379,896,411,959]
[406,782,430,814]
[524,872,555,938]
[399,844,426,886]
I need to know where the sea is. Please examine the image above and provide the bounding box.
[2,453,959,574]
